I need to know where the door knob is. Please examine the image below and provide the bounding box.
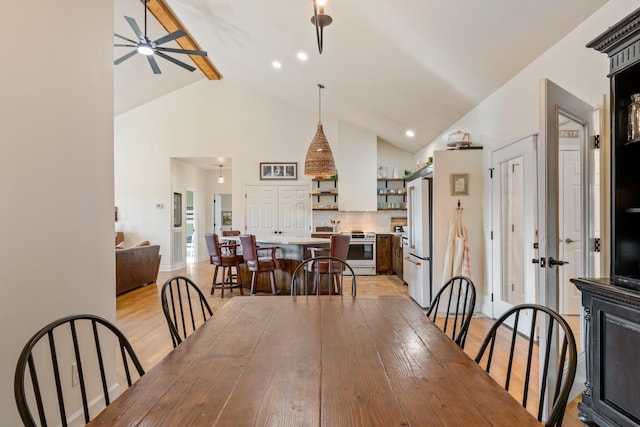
[549,257,569,266]
[565,238,578,244]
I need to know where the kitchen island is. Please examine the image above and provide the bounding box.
[223,235,331,294]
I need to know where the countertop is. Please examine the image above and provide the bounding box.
[223,235,331,245]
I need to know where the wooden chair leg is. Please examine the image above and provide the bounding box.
[221,266,227,298]
[235,264,244,295]
[250,272,257,295]
[269,271,277,295]
[211,265,219,294]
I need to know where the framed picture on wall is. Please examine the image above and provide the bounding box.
[450,174,469,196]
[260,162,297,180]
[173,192,182,227]
[222,211,232,225]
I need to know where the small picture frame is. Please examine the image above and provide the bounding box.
[450,174,469,196]
[173,192,182,227]
[260,162,297,180]
[222,211,232,225]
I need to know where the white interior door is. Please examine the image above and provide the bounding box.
[245,185,310,236]
[559,147,582,315]
[539,78,595,411]
[245,185,278,235]
[278,186,311,236]
[490,135,537,323]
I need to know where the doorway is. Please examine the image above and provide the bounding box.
[186,190,196,263]
[490,135,537,332]
[538,78,600,405]
[214,193,233,235]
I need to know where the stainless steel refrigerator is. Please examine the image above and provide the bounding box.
[403,175,432,308]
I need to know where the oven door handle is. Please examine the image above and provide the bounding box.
[404,256,421,266]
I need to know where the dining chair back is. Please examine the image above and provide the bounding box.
[161,275,213,347]
[474,304,577,426]
[204,233,243,297]
[426,275,476,348]
[14,314,145,427]
[292,256,357,296]
[305,234,351,294]
[239,234,282,295]
[222,230,241,236]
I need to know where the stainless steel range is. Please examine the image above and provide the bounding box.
[344,231,376,275]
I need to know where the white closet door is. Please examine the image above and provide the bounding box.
[245,185,310,236]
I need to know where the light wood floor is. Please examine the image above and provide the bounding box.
[116,261,581,426]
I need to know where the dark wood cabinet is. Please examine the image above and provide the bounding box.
[392,234,403,280]
[576,8,640,427]
[570,278,640,427]
[589,7,640,290]
[376,234,393,274]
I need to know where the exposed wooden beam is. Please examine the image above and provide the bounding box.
[145,0,222,80]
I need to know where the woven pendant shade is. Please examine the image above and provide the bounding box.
[305,122,336,177]
[305,83,336,178]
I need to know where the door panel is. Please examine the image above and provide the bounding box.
[491,135,536,323]
[246,185,310,236]
[539,78,594,412]
[559,148,582,315]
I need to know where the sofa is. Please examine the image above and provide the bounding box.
[116,244,161,295]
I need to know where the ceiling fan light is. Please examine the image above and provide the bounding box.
[137,45,154,56]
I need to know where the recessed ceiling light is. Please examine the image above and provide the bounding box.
[405,130,415,138]
[297,51,308,61]
[272,60,282,69]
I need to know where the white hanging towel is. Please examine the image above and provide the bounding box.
[442,207,472,284]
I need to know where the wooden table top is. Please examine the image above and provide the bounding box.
[89,296,541,426]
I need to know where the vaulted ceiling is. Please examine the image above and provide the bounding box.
[114,0,608,154]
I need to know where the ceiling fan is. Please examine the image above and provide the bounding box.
[114,0,207,74]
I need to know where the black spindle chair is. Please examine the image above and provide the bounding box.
[291,256,357,296]
[427,275,476,348]
[161,275,213,347]
[14,314,144,427]
[474,304,577,426]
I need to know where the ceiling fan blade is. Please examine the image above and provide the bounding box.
[156,47,207,56]
[155,51,196,72]
[114,44,137,48]
[153,30,186,46]
[125,16,144,40]
[114,49,138,65]
[114,33,138,44]
[147,55,162,74]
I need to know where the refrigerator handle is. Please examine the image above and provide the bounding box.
[404,256,421,266]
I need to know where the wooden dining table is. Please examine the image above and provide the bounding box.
[89,295,541,426]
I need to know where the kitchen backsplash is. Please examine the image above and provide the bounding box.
[313,210,407,234]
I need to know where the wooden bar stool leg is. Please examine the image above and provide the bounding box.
[269,271,277,295]
[211,265,219,295]
[250,272,257,295]
[221,266,228,298]
[235,263,244,295]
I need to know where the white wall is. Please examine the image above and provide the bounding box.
[114,79,384,266]
[1,1,114,424]
[417,0,637,161]
[337,121,377,211]
[377,139,415,177]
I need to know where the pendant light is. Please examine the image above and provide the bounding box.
[304,84,336,178]
[217,165,224,183]
[311,0,333,54]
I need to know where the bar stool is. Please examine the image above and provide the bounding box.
[204,233,244,297]
[239,234,282,295]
